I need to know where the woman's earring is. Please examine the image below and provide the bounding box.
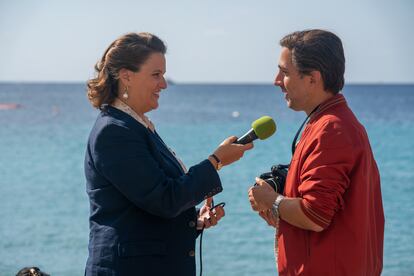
[122,86,129,100]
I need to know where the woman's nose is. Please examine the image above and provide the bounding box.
[160,77,168,89]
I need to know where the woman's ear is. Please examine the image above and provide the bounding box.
[118,68,130,86]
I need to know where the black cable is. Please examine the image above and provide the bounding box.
[291,104,320,155]
[199,226,204,276]
[198,202,226,276]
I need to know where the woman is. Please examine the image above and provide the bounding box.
[84,32,252,276]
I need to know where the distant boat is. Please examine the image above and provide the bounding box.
[0,103,21,110]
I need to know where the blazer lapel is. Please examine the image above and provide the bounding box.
[106,106,185,174]
[150,132,185,174]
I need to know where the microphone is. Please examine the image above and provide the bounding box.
[235,116,276,144]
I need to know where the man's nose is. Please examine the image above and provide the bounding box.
[274,72,282,87]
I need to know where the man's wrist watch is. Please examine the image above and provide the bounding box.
[210,154,223,171]
[271,194,285,218]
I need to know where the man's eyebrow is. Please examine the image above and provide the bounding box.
[278,65,288,71]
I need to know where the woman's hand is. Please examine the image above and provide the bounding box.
[197,197,225,230]
[212,136,253,167]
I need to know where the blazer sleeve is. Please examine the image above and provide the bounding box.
[92,123,222,219]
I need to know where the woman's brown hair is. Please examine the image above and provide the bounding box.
[87,32,166,109]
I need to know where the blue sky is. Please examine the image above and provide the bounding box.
[0,0,413,84]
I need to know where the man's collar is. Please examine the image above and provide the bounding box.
[310,93,346,121]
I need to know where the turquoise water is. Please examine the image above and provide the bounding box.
[0,83,413,275]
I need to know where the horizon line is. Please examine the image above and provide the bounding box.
[1,81,414,86]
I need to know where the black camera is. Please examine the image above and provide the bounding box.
[256,164,289,194]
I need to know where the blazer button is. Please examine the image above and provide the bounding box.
[188,221,196,228]
[189,250,195,257]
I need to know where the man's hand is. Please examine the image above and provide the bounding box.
[259,209,278,228]
[248,177,278,212]
[197,197,225,230]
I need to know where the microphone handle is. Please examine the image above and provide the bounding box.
[235,129,258,144]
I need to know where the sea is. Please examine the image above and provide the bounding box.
[0,83,413,276]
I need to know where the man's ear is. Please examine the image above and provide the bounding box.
[309,70,322,85]
[118,68,130,86]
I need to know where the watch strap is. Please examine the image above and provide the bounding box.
[271,194,285,218]
[209,154,222,170]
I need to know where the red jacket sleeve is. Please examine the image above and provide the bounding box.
[298,120,362,229]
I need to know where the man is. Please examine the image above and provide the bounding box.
[248,29,384,275]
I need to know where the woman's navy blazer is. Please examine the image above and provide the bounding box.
[84,106,222,276]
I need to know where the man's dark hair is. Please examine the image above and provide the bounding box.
[280,29,345,94]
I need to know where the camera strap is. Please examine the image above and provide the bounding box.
[291,104,320,155]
